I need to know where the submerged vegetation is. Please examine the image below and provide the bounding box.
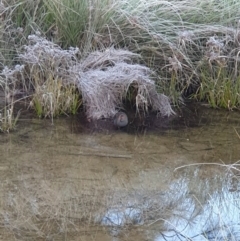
[1,0,240,132]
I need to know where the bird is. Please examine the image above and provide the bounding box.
[113,112,128,127]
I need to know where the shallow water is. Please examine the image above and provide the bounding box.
[1,104,240,241]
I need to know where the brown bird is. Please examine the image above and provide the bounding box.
[113,112,128,127]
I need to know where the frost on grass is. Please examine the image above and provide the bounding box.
[70,48,175,119]
[2,34,175,119]
[19,33,79,82]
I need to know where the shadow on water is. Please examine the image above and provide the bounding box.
[1,101,240,240]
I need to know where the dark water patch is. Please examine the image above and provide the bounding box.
[69,101,238,137]
[69,102,209,135]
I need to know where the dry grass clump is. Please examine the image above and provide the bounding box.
[70,48,175,119]
[30,74,81,120]
[0,34,82,120]
[191,32,240,109]
[0,67,22,133]
[0,104,20,133]
[19,34,81,119]
[1,34,174,120]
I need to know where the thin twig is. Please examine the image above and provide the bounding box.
[233,127,240,140]
[77,152,132,159]
[174,161,240,172]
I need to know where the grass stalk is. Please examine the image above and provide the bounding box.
[0,100,20,133]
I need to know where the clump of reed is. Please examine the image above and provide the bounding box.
[195,65,240,110]
[193,34,240,110]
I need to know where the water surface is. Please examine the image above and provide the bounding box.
[0,104,240,240]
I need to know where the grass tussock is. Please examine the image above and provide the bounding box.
[71,48,175,119]
[31,75,81,119]
[195,66,240,110]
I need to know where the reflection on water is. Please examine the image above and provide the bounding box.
[101,207,142,226]
[0,105,240,240]
[155,174,240,241]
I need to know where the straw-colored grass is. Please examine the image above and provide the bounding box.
[31,74,81,120]
[0,74,21,133]
[0,102,20,133]
[3,34,174,119]
[70,47,175,119]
